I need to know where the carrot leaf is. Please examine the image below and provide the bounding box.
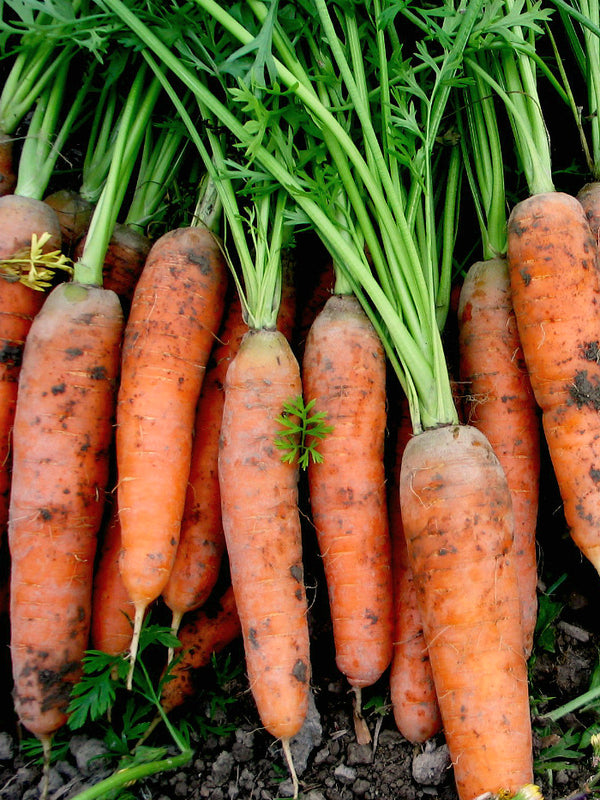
[0,231,73,290]
[275,395,333,469]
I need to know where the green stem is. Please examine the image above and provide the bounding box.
[76,64,162,285]
[67,749,193,800]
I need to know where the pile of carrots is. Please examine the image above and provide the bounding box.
[5,1,600,799]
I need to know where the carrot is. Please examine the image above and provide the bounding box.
[161,585,241,715]
[0,196,64,552]
[399,423,533,800]
[101,223,151,308]
[302,293,393,721]
[0,134,16,198]
[507,192,600,575]
[388,395,441,745]
[90,497,136,657]
[457,257,541,657]
[116,224,227,685]
[578,182,600,243]
[162,292,247,637]
[219,327,310,745]
[162,265,297,646]
[44,189,94,255]
[8,281,123,742]
[295,259,335,359]
[74,223,152,314]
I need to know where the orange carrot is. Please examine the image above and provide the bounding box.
[458,257,541,656]
[0,196,63,556]
[399,424,533,800]
[302,294,393,712]
[388,396,441,744]
[507,192,600,575]
[218,328,310,743]
[90,497,136,656]
[116,225,227,683]
[162,292,247,634]
[161,585,241,715]
[9,281,123,742]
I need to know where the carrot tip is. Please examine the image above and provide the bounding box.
[281,737,299,800]
[39,735,53,800]
[351,687,371,746]
[126,604,146,691]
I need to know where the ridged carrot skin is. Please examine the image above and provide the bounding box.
[507,192,600,574]
[302,294,393,689]
[388,397,441,744]
[400,424,532,800]
[9,282,123,739]
[218,328,310,741]
[458,257,540,656]
[162,293,247,629]
[116,226,227,645]
[90,498,136,656]
[161,585,241,715]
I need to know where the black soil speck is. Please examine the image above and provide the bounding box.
[568,370,600,411]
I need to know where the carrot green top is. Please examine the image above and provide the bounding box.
[93,0,490,433]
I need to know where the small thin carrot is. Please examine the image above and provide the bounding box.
[219,327,310,745]
[162,292,247,637]
[116,223,227,686]
[90,497,136,657]
[458,257,541,656]
[302,292,393,736]
[388,394,441,744]
[400,423,533,800]
[161,585,241,715]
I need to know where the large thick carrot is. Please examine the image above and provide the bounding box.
[9,281,123,741]
[400,424,533,800]
[507,192,600,575]
[116,225,227,682]
[457,257,541,656]
[218,328,310,743]
[302,294,393,698]
[388,396,441,744]
[162,292,247,635]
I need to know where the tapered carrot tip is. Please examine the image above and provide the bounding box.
[40,735,53,800]
[281,738,299,799]
[352,687,371,745]
[126,604,146,690]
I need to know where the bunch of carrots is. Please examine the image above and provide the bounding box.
[4,1,600,799]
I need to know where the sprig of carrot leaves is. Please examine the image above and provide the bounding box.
[275,395,333,469]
